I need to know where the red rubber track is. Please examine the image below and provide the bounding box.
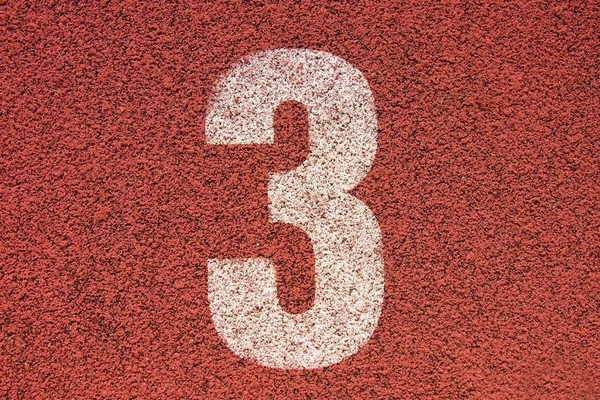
[1,1,599,398]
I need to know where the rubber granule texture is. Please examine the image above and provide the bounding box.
[1,1,599,399]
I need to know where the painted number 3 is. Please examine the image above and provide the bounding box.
[206,49,384,369]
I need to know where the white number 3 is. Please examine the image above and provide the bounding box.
[206,49,384,369]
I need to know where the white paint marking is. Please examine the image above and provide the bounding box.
[206,49,383,369]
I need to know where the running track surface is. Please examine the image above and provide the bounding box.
[1,1,599,399]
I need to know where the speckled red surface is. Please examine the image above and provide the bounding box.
[2,1,600,399]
